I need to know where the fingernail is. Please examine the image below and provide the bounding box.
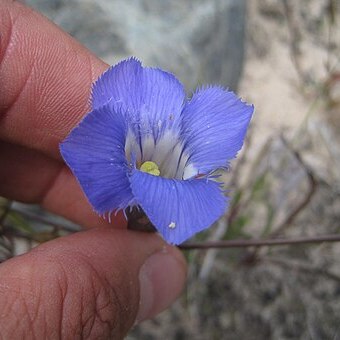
[136,247,186,323]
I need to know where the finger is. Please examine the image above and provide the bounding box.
[0,2,125,226]
[0,228,187,338]
[0,141,126,228]
[0,0,107,158]
[0,141,61,202]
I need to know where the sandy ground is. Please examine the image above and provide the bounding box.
[131,2,340,339]
[240,0,340,171]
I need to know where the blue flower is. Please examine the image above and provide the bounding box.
[60,58,253,245]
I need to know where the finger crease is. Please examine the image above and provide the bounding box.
[3,60,36,119]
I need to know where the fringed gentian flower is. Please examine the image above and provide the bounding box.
[60,58,253,245]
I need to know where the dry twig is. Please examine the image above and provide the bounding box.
[179,233,340,250]
[270,136,318,237]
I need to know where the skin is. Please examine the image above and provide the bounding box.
[0,1,187,339]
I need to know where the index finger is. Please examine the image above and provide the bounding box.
[0,1,126,228]
[0,0,107,158]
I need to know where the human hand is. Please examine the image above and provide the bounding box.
[0,1,186,338]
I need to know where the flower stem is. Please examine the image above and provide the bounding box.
[126,207,157,232]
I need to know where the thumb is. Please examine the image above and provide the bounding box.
[0,228,187,339]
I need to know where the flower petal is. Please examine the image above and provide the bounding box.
[138,66,185,139]
[92,58,186,171]
[91,57,143,111]
[181,86,254,175]
[130,170,227,244]
[92,57,185,139]
[60,103,134,214]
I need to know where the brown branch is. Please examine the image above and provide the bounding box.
[227,138,273,227]
[270,136,318,237]
[236,136,319,263]
[179,233,340,250]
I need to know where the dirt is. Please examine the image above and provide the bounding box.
[130,1,340,339]
[5,1,340,339]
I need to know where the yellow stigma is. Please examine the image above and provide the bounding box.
[140,161,161,176]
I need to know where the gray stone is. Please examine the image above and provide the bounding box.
[26,0,247,91]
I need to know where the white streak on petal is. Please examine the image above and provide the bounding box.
[141,135,155,162]
[161,142,184,178]
[151,131,179,169]
[175,152,190,179]
[126,127,196,180]
[125,129,142,165]
[183,163,198,180]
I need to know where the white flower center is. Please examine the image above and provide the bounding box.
[125,129,197,179]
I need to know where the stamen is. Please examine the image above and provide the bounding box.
[140,161,161,176]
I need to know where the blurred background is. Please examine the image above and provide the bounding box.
[1,0,340,339]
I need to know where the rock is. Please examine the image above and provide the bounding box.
[26,0,247,91]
